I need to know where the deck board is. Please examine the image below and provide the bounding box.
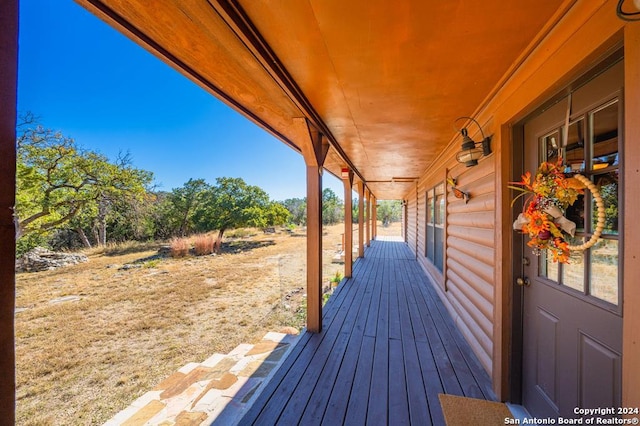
[368,258,390,424]
[238,239,496,425]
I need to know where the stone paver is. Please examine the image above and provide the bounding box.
[208,372,238,390]
[238,360,278,378]
[174,411,208,426]
[160,367,213,399]
[121,399,165,426]
[245,341,285,356]
[208,357,239,379]
[154,372,186,391]
[191,388,223,412]
[201,353,225,368]
[103,331,299,425]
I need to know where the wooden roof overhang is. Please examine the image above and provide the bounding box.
[76,0,568,200]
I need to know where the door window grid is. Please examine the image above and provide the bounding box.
[537,99,620,306]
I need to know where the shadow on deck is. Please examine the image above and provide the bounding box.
[223,238,495,425]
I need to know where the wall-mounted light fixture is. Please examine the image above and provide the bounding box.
[616,0,640,21]
[454,116,492,167]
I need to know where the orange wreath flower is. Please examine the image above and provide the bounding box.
[510,159,584,264]
[525,210,550,234]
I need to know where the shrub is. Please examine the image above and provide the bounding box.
[170,237,190,258]
[143,259,160,268]
[193,234,215,256]
[330,270,343,285]
[16,233,51,258]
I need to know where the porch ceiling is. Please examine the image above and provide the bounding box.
[77,0,566,200]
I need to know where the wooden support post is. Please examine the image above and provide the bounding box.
[294,118,329,333]
[357,181,365,258]
[371,195,377,240]
[365,188,371,247]
[306,163,323,332]
[0,1,17,422]
[343,169,354,277]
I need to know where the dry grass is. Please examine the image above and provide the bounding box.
[169,237,190,258]
[15,222,402,425]
[193,234,216,256]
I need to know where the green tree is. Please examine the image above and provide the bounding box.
[90,152,153,245]
[193,177,289,250]
[322,188,344,225]
[167,178,211,236]
[352,197,360,224]
[263,202,291,228]
[377,200,402,226]
[282,197,306,225]
[16,119,152,249]
[148,191,178,240]
[104,191,157,243]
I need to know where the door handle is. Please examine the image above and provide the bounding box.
[517,277,531,287]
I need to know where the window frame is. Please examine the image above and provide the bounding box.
[425,182,445,272]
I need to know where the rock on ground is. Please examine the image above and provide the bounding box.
[16,247,88,273]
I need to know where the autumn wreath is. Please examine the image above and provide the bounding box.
[510,159,605,263]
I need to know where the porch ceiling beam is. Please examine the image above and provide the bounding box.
[81,0,300,155]
[206,0,367,186]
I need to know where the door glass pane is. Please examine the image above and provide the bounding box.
[591,101,619,169]
[542,131,560,163]
[593,171,618,236]
[562,236,585,292]
[540,250,559,282]
[565,192,585,234]
[590,239,618,305]
[565,119,585,172]
[427,195,433,223]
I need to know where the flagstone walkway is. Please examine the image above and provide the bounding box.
[104,331,299,426]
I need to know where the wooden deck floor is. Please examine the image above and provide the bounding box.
[233,238,496,425]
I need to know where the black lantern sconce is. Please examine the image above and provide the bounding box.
[616,0,640,21]
[454,116,492,167]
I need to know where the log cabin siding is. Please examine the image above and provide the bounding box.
[446,266,494,328]
[446,280,494,366]
[447,226,494,247]
[447,211,494,229]
[447,237,494,269]
[446,161,496,373]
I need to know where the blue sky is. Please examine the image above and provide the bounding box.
[17,0,345,201]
